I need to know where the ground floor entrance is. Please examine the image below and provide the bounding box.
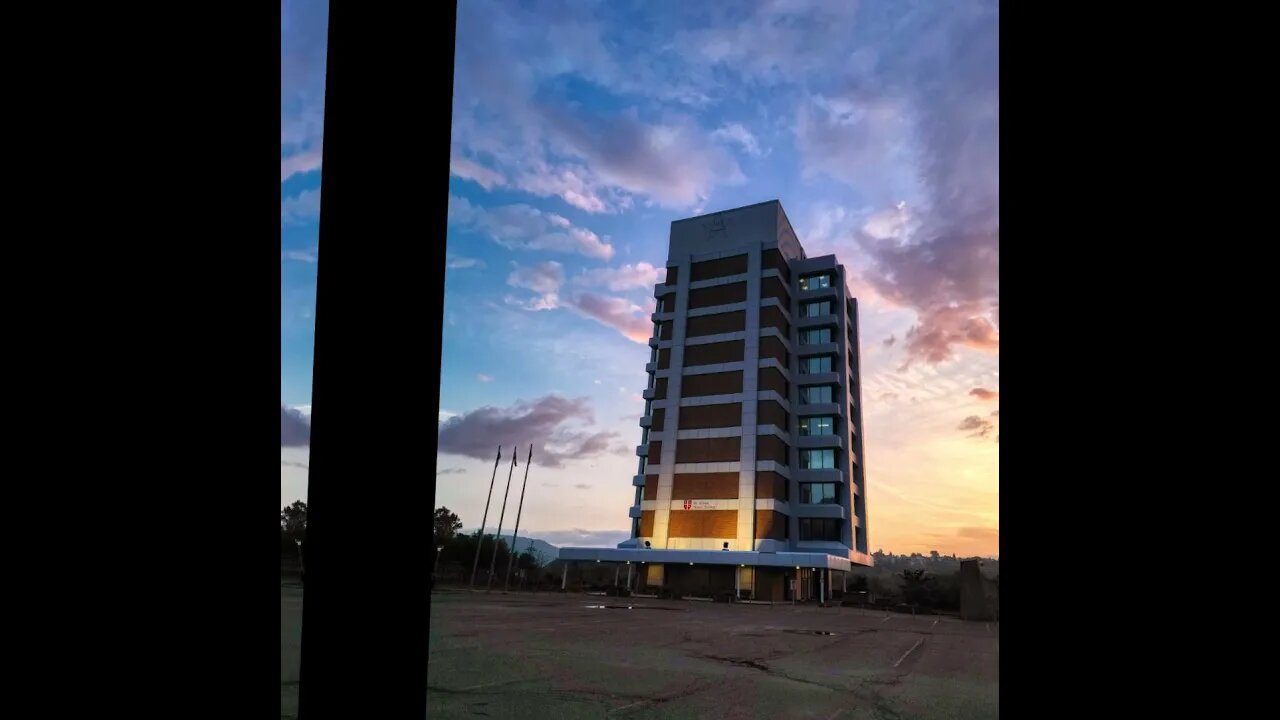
[561,559,846,603]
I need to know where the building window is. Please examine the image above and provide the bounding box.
[799,273,833,291]
[800,385,834,404]
[799,518,841,541]
[655,297,666,313]
[799,355,833,374]
[800,448,837,469]
[799,416,835,436]
[799,482,838,505]
[799,327,832,345]
[800,300,832,318]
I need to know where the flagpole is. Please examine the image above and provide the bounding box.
[503,445,534,592]
[486,447,518,591]
[469,446,502,588]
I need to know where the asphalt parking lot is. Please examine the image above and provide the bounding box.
[427,589,996,719]
[282,586,998,719]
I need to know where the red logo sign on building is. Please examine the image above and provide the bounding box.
[683,499,691,510]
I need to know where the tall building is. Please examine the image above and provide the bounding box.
[559,200,871,602]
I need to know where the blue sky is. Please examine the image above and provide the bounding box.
[281,0,1000,556]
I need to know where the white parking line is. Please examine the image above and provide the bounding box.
[931,619,939,629]
[985,623,991,632]
[881,615,892,623]
[892,638,924,668]
[824,709,845,720]
[611,700,650,714]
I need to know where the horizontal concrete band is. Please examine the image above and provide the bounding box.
[556,547,857,571]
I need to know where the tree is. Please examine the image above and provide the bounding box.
[433,507,463,544]
[281,501,307,543]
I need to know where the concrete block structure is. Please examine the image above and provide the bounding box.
[559,200,871,602]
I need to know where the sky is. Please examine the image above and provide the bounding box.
[281,0,999,558]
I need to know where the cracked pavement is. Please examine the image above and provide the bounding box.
[281,586,997,719]
[423,590,996,719]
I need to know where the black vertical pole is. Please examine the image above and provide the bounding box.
[297,2,457,718]
[469,447,502,587]
[486,448,517,590]
[503,445,533,591]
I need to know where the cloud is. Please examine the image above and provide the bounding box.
[281,406,310,446]
[448,195,614,259]
[436,467,468,476]
[879,392,899,402]
[969,387,998,401]
[508,261,566,294]
[437,395,621,468]
[449,1,747,212]
[883,335,897,347]
[712,122,765,157]
[504,263,653,343]
[450,154,506,190]
[280,149,323,182]
[957,415,995,439]
[956,526,999,544]
[990,410,999,417]
[574,262,665,291]
[281,189,321,225]
[538,108,746,209]
[280,0,329,183]
[693,1,998,366]
[573,483,592,490]
[447,255,486,269]
[564,293,652,343]
[477,374,493,383]
[283,247,319,263]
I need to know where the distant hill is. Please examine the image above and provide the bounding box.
[464,529,558,563]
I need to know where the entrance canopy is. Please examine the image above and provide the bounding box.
[557,547,853,572]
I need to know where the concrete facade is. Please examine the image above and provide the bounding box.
[562,201,871,597]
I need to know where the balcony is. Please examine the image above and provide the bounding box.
[797,285,841,302]
[797,313,838,328]
[797,433,844,450]
[636,444,649,457]
[796,402,839,416]
[642,388,657,400]
[793,467,845,484]
[632,474,647,487]
[648,336,659,348]
[796,341,839,357]
[639,415,653,428]
[794,503,847,520]
[628,505,643,519]
[654,283,676,298]
[645,361,658,373]
[797,371,840,387]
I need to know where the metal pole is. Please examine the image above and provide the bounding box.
[486,447,518,591]
[561,562,569,590]
[626,563,633,591]
[614,565,620,588]
[819,568,825,606]
[469,447,502,588]
[503,445,534,592]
